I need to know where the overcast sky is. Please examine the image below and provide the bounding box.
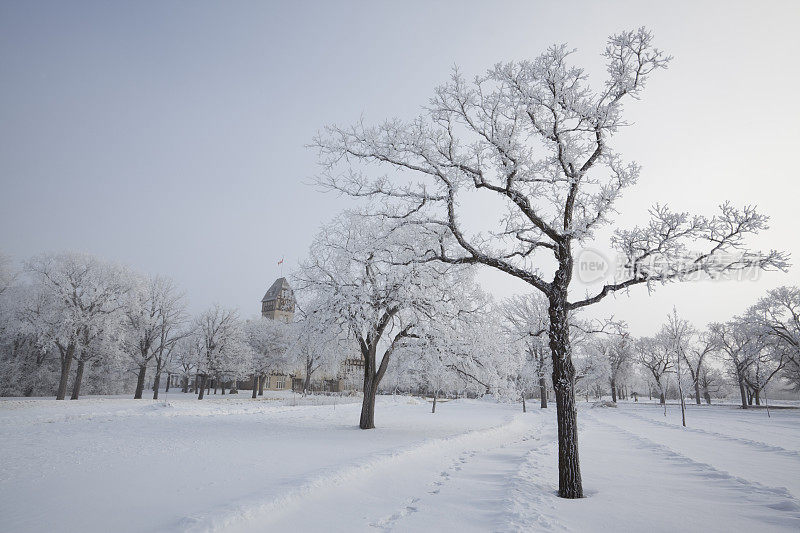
[1,1,798,335]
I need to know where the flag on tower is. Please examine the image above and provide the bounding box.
[277,257,284,266]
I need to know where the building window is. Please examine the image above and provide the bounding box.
[276,376,285,389]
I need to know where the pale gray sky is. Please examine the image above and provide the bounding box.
[1,1,798,335]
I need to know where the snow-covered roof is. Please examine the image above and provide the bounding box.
[261,277,294,303]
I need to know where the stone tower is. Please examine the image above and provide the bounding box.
[261,277,295,322]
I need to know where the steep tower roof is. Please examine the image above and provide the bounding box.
[261,277,293,303]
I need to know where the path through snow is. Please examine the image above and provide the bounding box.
[1,395,799,532]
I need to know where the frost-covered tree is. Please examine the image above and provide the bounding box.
[662,309,693,426]
[312,29,787,497]
[742,339,786,406]
[502,293,551,409]
[637,335,673,406]
[709,319,762,409]
[1,284,55,397]
[699,366,723,405]
[124,275,188,399]
[244,316,292,397]
[24,252,131,400]
[171,335,200,393]
[414,291,503,410]
[296,212,469,428]
[750,286,800,390]
[590,325,632,404]
[194,305,249,400]
[682,329,715,405]
[288,299,349,393]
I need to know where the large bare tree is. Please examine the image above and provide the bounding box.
[313,29,788,497]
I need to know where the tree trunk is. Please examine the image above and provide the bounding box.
[737,375,747,408]
[522,393,526,413]
[659,392,665,405]
[153,370,162,400]
[258,374,265,396]
[252,374,258,399]
[360,375,377,429]
[182,376,189,393]
[70,359,85,400]
[198,374,207,400]
[610,377,617,403]
[134,365,147,399]
[539,376,547,408]
[694,380,701,405]
[431,390,437,413]
[56,344,75,400]
[165,373,171,393]
[548,292,583,499]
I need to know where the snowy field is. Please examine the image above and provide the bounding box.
[2,394,799,533]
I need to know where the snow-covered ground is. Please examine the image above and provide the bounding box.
[1,394,799,532]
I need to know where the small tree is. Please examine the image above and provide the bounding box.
[591,326,632,404]
[244,316,292,398]
[637,335,673,408]
[682,330,715,405]
[663,309,692,426]
[502,294,551,408]
[194,305,248,400]
[288,300,346,394]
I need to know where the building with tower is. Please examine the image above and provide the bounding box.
[261,277,295,322]
[255,276,363,394]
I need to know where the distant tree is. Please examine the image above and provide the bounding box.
[288,300,347,394]
[742,341,786,406]
[194,305,249,400]
[171,335,200,393]
[637,335,673,406]
[591,326,632,404]
[502,294,551,409]
[124,275,188,399]
[709,319,761,409]
[244,316,292,398]
[699,366,723,405]
[681,329,715,405]
[313,28,787,497]
[751,286,800,390]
